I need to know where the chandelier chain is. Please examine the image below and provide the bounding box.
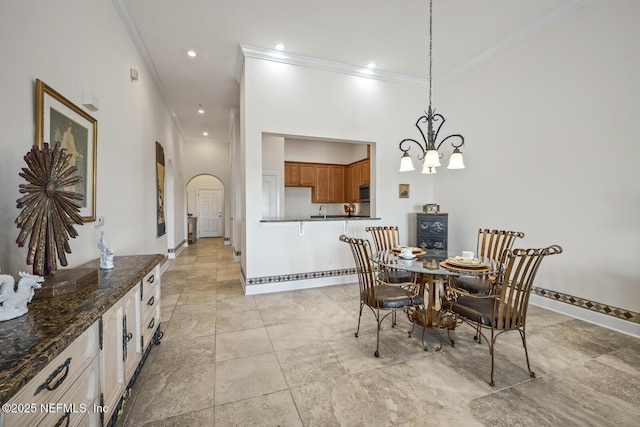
[429,0,433,109]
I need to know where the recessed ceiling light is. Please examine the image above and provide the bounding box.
[198,106,204,114]
[275,43,285,51]
[187,50,197,58]
[203,131,208,136]
[367,62,376,69]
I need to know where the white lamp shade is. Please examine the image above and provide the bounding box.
[399,153,415,172]
[421,164,437,174]
[423,149,441,168]
[447,150,465,169]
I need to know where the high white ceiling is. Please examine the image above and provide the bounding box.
[117,0,587,140]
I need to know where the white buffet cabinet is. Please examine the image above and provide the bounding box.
[0,257,162,427]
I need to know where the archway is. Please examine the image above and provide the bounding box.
[186,174,224,239]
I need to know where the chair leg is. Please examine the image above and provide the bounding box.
[392,311,397,327]
[474,325,482,344]
[355,301,364,338]
[519,329,536,379]
[489,330,496,387]
[374,308,381,357]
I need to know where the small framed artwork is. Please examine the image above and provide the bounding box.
[156,142,166,237]
[399,183,410,198]
[35,79,97,222]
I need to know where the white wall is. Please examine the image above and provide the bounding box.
[435,0,640,313]
[183,138,231,239]
[0,0,185,276]
[241,58,436,289]
[238,1,639,323]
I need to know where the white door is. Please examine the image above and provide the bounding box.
[262,173,278,219]
[198,188,223,237]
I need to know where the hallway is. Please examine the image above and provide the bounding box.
[117,238,640,426]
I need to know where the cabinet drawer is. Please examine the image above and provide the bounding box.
[417,216,447,236]
[2,324,99,427]
[140,281,158,322]
[141,308,158,352]
[5,322,98,403]
[34,356,101,427]
[141,265,160,303]
[417,236,447,253]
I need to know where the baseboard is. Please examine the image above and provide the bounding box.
[529,294,640,338]
[167,239,187,259]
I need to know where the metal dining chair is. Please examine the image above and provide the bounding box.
[365,226,415,284]
[437,244,563,386]
[340,235,427,357]
[454,229,525,295]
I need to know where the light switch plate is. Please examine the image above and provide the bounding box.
[95,216,104,227]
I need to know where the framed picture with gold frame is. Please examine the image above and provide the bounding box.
[35,79,97,221]
[399,183,410,198]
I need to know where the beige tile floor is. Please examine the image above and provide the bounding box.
[116,238,640,426]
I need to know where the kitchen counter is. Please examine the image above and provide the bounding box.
[0,254,165,404]
[261,216,380,223]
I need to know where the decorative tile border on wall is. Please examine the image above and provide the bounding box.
[242,272,639,325]
[533,287,639,324]
[246,268,357,285]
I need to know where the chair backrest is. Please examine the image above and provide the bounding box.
[494,245,563,330]
[365,226,401,252]
[476,229,525,261]
[340,235,379,307]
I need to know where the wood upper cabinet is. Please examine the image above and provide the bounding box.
[284,162,299,186]
[345,164,356,202]
[361,158,370,184]
[330,165,345,202]
[288,157,368,203]
[312,165,330,202]
[285,162,315,187]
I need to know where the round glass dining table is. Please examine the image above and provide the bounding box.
[372,250,498,328]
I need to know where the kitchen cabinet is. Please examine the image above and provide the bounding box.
[330,165,345,202]
[287,157,369,203]
[312,165,330,202]
[361,158,370,184]
[416,213,448,261]
[345,158,369,202]
[284,162,314,187]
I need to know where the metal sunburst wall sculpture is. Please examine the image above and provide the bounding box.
[16,142,84,276]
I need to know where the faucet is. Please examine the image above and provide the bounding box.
[319,204,326,219]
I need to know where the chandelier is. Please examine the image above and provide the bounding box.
[398,0,465,174]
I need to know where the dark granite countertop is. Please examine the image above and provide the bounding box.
[0,254,165,404]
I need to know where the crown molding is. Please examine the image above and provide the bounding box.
[437,0,592,86]
[236,0,591,89]
[235,44,428,87]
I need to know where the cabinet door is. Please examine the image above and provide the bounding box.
[284,162,299,186]
[329,166,345,202]
[123,285,141,381]
[100,285,140,414]
[345,164,355,202]
[312,165,330,203]
[100,302,125,413]
[353,163,362,201]
[299,163,315,186]
[361,159,370,184]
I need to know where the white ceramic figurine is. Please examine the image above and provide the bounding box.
[0,271,44,321]
[98,231,114,270]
